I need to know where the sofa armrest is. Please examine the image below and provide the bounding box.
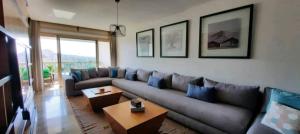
[64,75,75,96]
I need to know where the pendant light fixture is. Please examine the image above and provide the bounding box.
[110,0,126,37]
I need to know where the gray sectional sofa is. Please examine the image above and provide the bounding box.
[65,76,113,96]
[65,67,262,134]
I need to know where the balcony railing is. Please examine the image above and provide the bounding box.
[43,61,97,73]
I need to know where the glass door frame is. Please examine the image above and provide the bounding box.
[40,35,60,84]
[57,35,99,82]
[40,34,104,84]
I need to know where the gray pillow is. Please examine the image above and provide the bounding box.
[88,68,97,78]
[117,69,126,78]
[172,73,195,92]
[81,70,90,80]
[204,78,260,111]
[204,78,218,87]
[97,68,109,77]
[152,71,172,89]
[125,68,137,74]
[137,69,152,82]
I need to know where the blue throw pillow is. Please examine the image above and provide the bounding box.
[125,73,137,81]
[73,71,82,81]
[267,88,300,111]
[111,68,118,78]
[147,76,164,89]
[187,84,216,102]
[70,73,79,82]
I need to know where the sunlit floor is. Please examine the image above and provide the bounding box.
[35,82,81,134]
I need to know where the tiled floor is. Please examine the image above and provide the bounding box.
[35,83,81,134]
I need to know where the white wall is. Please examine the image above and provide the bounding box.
[117,0,300,93]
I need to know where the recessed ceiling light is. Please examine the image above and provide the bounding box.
[53,9,76,20]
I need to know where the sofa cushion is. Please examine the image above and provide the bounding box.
[261,87,273,113]
[97,68,109,77]
[187,84,215,102]
[137,69,152,82]
[261,102,300,134]
[152,71,172,89]
[72,71,82,81]
[81,70,90,80]
[172,73,195,92]
[204,78,218,87]
[125,73,137,81]
[147,76,164,89]
[108,67,119,77]
[113,79,178,102]
[111,68,118,78]
[117,69,125,78]
[267,87,300,110]
[189,77,204,86]
[70,73,78,82]
[75,77,113,90]
[112,79,253,134]
[125,68,137,74]
[204,79,260,111]
[88,68,98,78]
[70,68,85,80]
[247,114,280,134]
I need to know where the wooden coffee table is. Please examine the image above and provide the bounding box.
[82,86,123,112]
[103,98,168,134]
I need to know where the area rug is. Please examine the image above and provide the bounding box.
[68,96,198,134]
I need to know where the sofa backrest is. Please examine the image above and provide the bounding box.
[125,68,137,74]
[120,67,262,112]
[97,68,109,77]
[152,71,172,89]
[204,78,260,111]
[172,73,195,92]
[136,69,152,82]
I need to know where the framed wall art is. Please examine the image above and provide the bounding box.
[136,29,154,57]
[199,5,253,58]
[160,20,189,58]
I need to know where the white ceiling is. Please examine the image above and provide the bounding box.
[27,0,210,30]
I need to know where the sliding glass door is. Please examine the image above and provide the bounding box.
[40,36,111,87]
[60,38,97,75]
[40,36,58,85]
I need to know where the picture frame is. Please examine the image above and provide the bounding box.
[160,20,189,58]
[199,4,254,59]
[136,29,154,57]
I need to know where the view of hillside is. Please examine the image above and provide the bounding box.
[17,49,97,73]
[42,49,95,62]
[17,49,95,63]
